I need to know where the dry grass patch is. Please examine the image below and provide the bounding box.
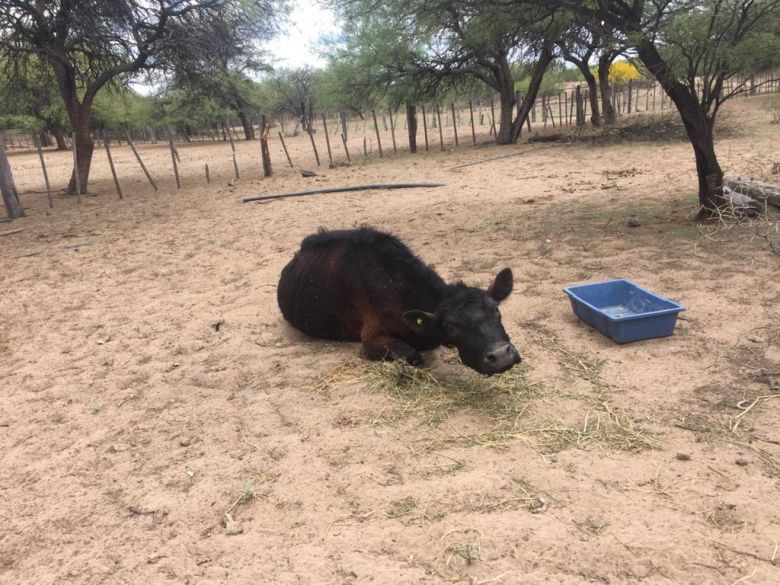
[317,358,656,454]
[317,357,547,427]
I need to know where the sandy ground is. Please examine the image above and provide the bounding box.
[2,96,780,585]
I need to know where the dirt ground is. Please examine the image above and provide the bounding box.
[2,96,780,585]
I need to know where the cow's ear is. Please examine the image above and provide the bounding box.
[488,268,513,303]
[402,310,438,333]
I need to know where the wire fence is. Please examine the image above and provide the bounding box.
[2,74,779,209]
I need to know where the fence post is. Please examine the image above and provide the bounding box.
[450,102,459,146]
[435,104,444,150]
[321,113,334,166]
[575,86,584,127]
[278,131,294,167]
[469,100,476,145]
[260,112,272,176]
[168,127,181,188]
[125,130,157,191]
[389,109,398,154]
[371,109,383,158]
[34,135,54,208]
[340,133,351,162]
[421,105,429,151]
[0,136,25,219]
[103,130,122,199]
[307,125,321,166]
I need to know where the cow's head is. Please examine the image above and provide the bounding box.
[403,268,521,375]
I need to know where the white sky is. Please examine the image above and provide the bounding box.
[131,1,340,94]
[267,0,341,69]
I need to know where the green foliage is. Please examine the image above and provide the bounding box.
[660,0,780,83]
[515,62,581,96]
[0,55,68,133]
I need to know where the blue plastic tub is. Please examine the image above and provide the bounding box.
[563,279,685,344]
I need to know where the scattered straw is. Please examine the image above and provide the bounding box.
[317,358,546,429]
[317,358,656,456]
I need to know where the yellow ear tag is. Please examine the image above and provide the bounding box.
[416,317,424,326]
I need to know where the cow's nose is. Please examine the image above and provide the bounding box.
[484,343,521,371]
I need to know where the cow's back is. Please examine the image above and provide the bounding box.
[277,228,446,342]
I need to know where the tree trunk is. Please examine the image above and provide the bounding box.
[635,41,725,215]
[0,137,25,219]
[64,103,94,195]
[238,110,255,140]
[564,55,601,126]
[495,88,517,145]
[510,46,553,143]
[51,126,68,150]
[406,102,417,153]
[598,53,617,125]
[584,70,601,126]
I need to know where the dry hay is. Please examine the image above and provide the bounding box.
[316,357,657,455]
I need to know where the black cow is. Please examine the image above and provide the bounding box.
[277,228,521,375]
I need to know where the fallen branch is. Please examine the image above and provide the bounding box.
[242,182,444,204]
[450,145,562,169]
[724,176,780,210]
[0,228,23,237]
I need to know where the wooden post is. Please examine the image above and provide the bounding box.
[468,100,476,145]
[125,130,157,191]
[363,136,367,160]
[564,92,569,125]
[450,102,459,147]
[421,105,429,151]
[340,134,351,162]
[34,135,53,208]
[0,136,25,219]
[321,113,334,166]
[340,112,348,140]
[569,91,575,124]
[224,119,239,178]
[71,132,82,203]
[627,79,633,113]
[490,98,496,136]
[371,109,383,158]
[278,131,294,167]
[168,127,181,188]
[575,86,584,127]
[205,163,210,183]
[388,109,398,154]
[557,92,563,127]
[260,112,272,177]
[435,105,444,150]
[307,126,321,166]
[406,103,417,154]
[102,131,122,199]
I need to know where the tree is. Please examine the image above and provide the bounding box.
[269,68,320,133]
[0,55,69,148]
[333,0,560,144]
[521,0,780,215]
[0,1,283,194]
[558,18,603,125]
[165,2,278,140]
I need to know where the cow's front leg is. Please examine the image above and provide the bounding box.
[360,322,423,366]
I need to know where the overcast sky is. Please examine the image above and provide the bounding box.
[267,0,341,69]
